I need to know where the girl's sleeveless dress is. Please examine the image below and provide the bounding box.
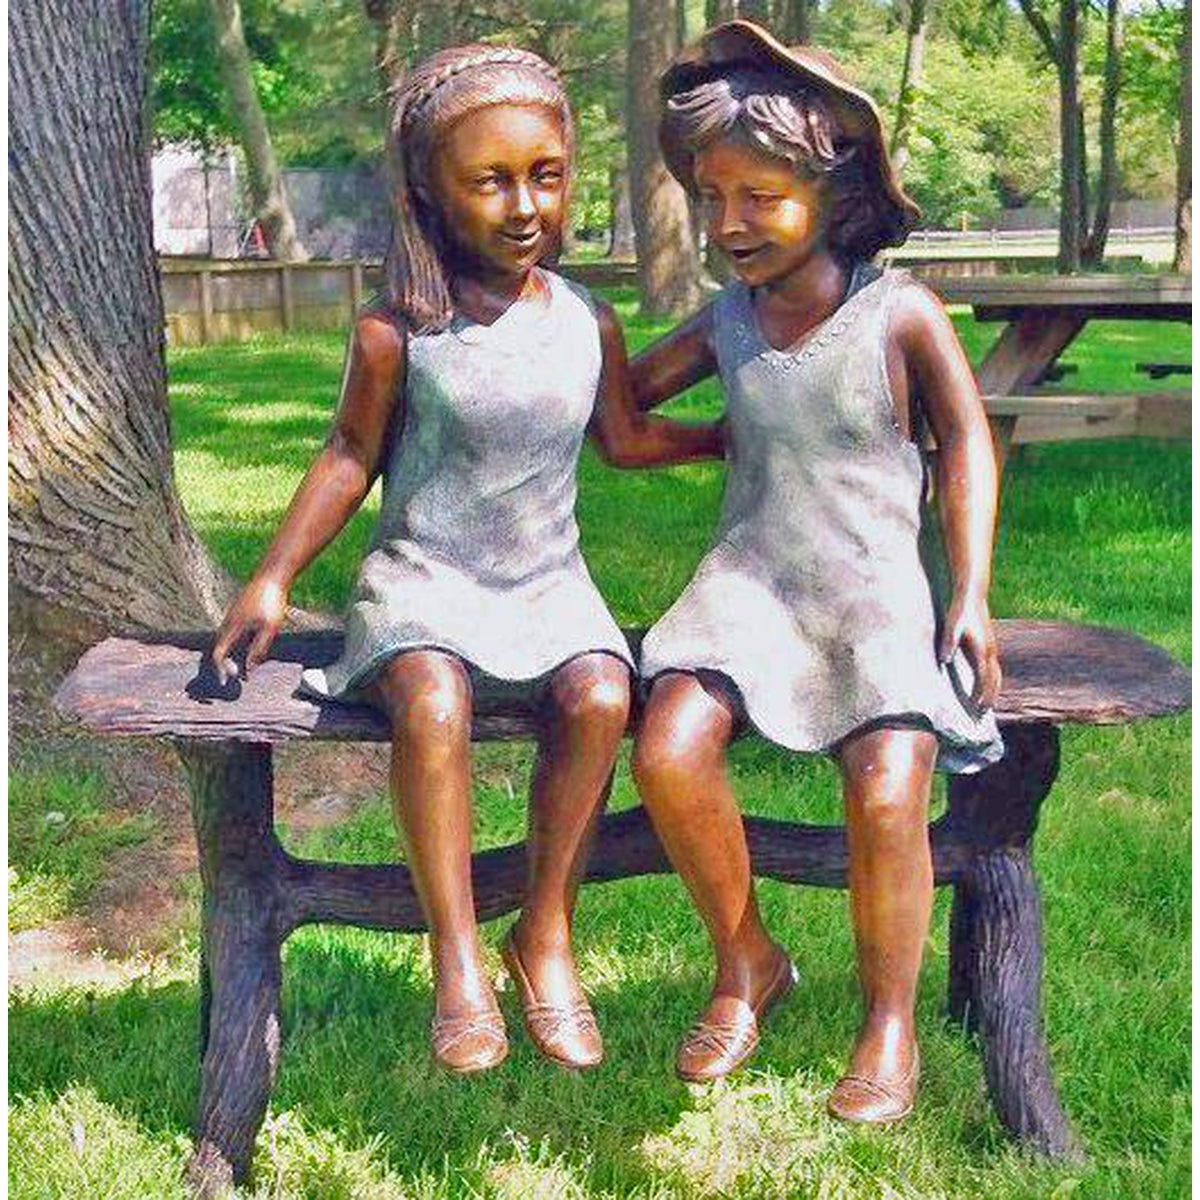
[639,267,1003,773]
[302,270,632,699]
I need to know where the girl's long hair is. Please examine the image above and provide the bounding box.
[384,45,575,334]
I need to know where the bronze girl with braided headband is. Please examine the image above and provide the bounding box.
[212,44,722,1074]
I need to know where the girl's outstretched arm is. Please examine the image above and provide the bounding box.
[589,299,723,467]
[891,283,1002,710]
[211,311,406,682]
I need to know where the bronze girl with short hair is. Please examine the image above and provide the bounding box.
[620,21,1004,1121]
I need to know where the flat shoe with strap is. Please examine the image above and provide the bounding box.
[502,931,603,1070]
[827,1047,920,1124]
[431,1007,508,1075]
[676,948,799,1083]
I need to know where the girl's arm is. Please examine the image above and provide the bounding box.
[890,283,1002,709]
[211,311,406,682]
[589,300,723,468]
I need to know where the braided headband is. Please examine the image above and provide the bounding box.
[400,47,566,133]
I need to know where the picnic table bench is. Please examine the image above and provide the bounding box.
[928,274,1192,465]
[55,620,1189,1197]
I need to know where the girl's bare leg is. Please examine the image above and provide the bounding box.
[632,674,786,1044]
[832,725,937,1117]
[374,651,503,1068]
[509,653,631,1007]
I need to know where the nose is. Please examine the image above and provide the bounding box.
[511,180,536,221]
[714,198,747,240]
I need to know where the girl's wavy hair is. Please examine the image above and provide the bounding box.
[383,45,574,334]
[662,67,895,263]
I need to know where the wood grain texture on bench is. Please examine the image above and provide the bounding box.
[55,620,1190,743]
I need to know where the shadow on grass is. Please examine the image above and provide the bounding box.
[7,919,1006,1193]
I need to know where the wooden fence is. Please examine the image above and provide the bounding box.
[152,257,1038,345]
[161,260,386,346]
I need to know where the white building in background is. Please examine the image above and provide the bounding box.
[151,146,391,261]
[152,146,242,258]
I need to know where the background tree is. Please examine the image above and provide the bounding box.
[627,0,707,316]
[1014,0,1125,270]
[890,0,930,174]
[10,0,232,656]
[208,0,309,260]
[1173,0,1190,271]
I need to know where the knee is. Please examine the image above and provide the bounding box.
[632,729,705,803]
[384,658,471,745]
[843,738,935,830]
[551,658,631,739]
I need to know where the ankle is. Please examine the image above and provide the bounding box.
[511,915,573,959]
[713,938,785,997]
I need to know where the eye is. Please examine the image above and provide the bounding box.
[751,192,782,206]
[535,166,564,187]
[472,173,502,193]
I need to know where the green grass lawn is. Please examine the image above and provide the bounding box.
[9,293,1191,1199]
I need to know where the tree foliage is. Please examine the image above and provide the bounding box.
[151,0,1182,235]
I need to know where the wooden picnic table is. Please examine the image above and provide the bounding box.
[55,622,1190,1197]
[925,274,1192,465]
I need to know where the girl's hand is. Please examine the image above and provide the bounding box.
[938,590,1001,710]
[211,576,289,684]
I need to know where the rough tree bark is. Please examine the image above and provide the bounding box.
[890,0,930,175]
[364,0,411,104]
[628,0,707,317]
[1056,0,1083,272]
[1174,0,1191,272]
[608,163,638,257]
[1082,0,1122,266]
[9,0,232,654]
[208,0,309,262]
[778,0,814,43]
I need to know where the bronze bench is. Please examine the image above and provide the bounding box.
[55,619,1190,1198]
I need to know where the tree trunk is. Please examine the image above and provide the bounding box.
[9,0,232,650]
[1174,0,1192,272]
[209,0,309,262]
[706,0,738,27]
[1082,0,1122,267]
[365,0,411,105]
[628,0,707,318]
[778,0,814,43]
[608,163,637,258]
[1057,0,1082,273]
[365,0,411,198]
[738,0,772,22]
[890,0,930,175]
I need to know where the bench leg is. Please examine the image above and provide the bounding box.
[179,743,285,1199]
[944,724,1083,1161]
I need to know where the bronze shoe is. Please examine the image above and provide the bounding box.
[827,1046,920,1124]
[501,931,604,1069]
[431,1006,508,1075]
[675,948,798,1083]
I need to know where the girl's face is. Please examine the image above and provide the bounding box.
[694,136,828,287]
[431,104,567,285]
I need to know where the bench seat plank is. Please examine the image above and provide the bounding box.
[55,621,1190,743]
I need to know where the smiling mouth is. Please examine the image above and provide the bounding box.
[501,229,542,249]
[725,245,766,263]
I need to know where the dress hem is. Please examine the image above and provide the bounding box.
[639,664,1004,775]
[304,637,634,704]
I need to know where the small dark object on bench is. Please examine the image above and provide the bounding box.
[1135,362,1192,380]
[55,621,1190,1198]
